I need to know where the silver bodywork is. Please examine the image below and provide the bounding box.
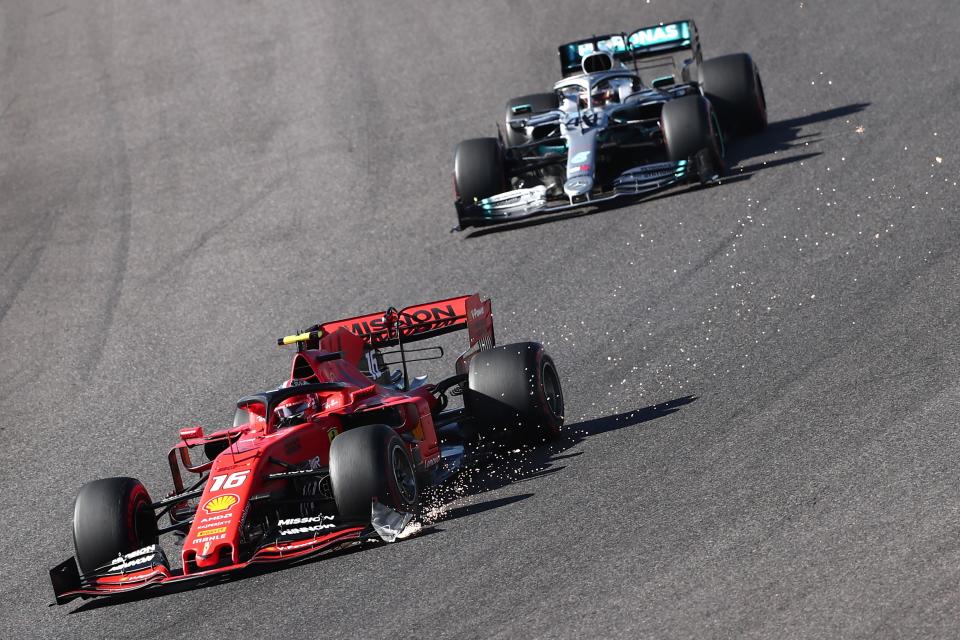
[467,67,699,223]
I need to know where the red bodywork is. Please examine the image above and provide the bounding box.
[51,294,494,603]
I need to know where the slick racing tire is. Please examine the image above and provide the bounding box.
[454,138,506,213]
[73,477,159,575]
[330,424,418,522]
[454,137,506,208]
[503,93,559,148]
[662,95,725,184]
[466,342,564,445]
[700,53,767,135]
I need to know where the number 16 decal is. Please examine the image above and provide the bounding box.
[210,470,249,491]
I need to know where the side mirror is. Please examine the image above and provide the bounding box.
[179,426,204,440]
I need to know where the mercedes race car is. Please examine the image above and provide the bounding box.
[453,20,768,229]
[50,294,564,604]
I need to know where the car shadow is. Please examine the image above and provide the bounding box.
[422,395,698,509]
[437,493,534,522]
[724,102,871,166]
[68,395,696,613]
[463,102,870,238]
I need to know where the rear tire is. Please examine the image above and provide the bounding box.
[700,53,767,135]
[504,93,559,148]
[73,477,159,575]
[466,342,564,445]
[662,95,724,183]
[329,424,418,522]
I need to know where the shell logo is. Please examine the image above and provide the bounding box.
[202,493,239,514]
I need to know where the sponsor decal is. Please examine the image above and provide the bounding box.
[333,304,460,345]
[192,533,227,545]
[195,526,227,538]
[198,514,232,526]
[202,493,239,514]
[327,427,339,444]
[577,35,626,57]
[278,514,337,536]
[107,545,162,573]
[469,306,485,320]
[280,524,337,536]
[629,23,687,48]
[109,547,152,569]
[199,512,233,525]
[278,515,335,526]
[570,150,591,164]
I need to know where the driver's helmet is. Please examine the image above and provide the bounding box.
[274,379,313,425]
[591,81,617,107]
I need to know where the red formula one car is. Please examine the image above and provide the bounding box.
[50,294,564,604]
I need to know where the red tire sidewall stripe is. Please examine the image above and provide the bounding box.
[126,484,148,549]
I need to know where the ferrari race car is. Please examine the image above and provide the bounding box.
[453,20,768,229]
[50,294,564,604]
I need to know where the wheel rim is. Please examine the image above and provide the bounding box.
[541,361,564,419]
[391,445,417,504]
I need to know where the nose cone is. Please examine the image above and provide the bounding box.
[563,175,593,197]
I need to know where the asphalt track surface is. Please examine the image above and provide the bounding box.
[2,1,960,638]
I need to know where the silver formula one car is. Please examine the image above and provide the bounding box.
[453,20,768,229]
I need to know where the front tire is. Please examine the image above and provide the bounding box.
[329,424,418,522]
[466,342,564,445]
[73,477,159,575]
[662,95,724,184]
[454,138,506,207]
[700,53,767,135]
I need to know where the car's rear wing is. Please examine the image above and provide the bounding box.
[557,20,702,87]
[278,294,494,352]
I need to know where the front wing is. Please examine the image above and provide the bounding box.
[50,525,368,605]
[457,159,691,228]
